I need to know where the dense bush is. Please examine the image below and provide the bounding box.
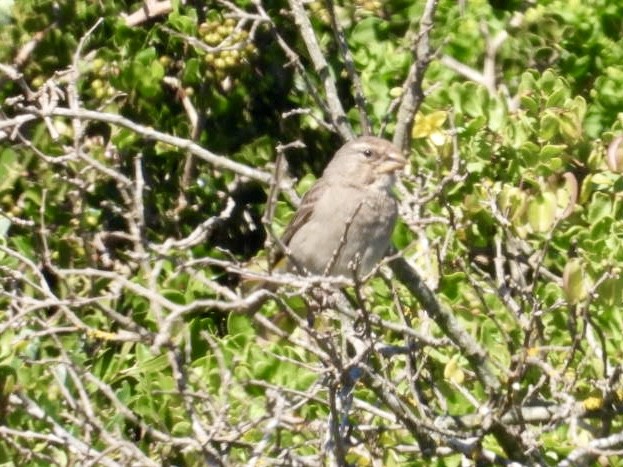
[0,0,622,465]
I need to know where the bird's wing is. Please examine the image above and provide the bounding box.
[281,179,327,246]
[271,180,328,268]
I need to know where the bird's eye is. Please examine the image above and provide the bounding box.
[362,149,373,158]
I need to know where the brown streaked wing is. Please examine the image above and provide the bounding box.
[281,179,328,245]
[271,180,328,266]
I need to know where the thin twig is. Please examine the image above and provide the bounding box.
[324,0,371,135]
[287,0,354,141]
[393,0,438,151]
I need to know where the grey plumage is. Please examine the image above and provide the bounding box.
[279,136,406,277]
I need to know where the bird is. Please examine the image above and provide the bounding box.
[275,136,406,278]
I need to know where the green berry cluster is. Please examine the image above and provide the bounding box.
[306,1,384,24]
[354,0,383,17]
[89,57,118,100]
[199,18,257,81]
[1,193,21,217]
[307,2,331,24]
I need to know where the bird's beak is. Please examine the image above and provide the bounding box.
[377,152,407,174]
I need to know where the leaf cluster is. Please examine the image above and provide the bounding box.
[0,0,623,465]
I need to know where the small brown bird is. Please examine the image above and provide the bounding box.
[277,136,406,277]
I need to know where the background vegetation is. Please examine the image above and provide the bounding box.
[1,0,622,465]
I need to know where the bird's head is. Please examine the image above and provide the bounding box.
[323,136,407,189]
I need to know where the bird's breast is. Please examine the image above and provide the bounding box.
[286,184,397,276]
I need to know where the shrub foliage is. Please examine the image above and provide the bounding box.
[1,0,622,465]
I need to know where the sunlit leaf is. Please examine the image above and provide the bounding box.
[563,258,588,305]
[527,192,557,232]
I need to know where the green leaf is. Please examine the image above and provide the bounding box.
[440,272,467,302]
[171,421,191,436]
[349,17,381,46]
[519,141,540,166]
[162,289,187,305]
[487,94,507,132]
[539,112,559,141]
[588,217,613,241]
[527,192,557,233]
[168,10,197,35]
[462,82,487,118]
[563,259,587,305]
[544,157,563,171]
[520,95,539,115]
[149,60,165,81]
[545,87,569,108]
[0,148,20,191]
[463,115,487,135]
[134,47,157,65]
[112,123,141,148]
[587,192,613,224]
[539,144,566,158]
[227,314,254,338]
[128,353,170,378]
[182,58,201,85]
[558,113,581,141]
[539,69,557,93]
[518,71,537,94]
[570,95,587,121]
[596,275,623,307]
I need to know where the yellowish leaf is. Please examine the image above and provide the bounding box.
[412,111,447,139]
[582,396,603,411]
[527,192,557,233]
[563,258,588,305]
[444,355,465,384]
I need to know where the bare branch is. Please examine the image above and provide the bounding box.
[389,255,502,394]
[393,0,438,151]
[287,0,354,141]
[324,0,371,135]
[10,106,273,184]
